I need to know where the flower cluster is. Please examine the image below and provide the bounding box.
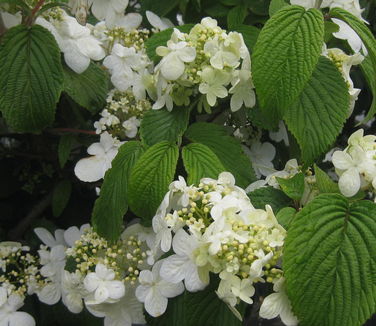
[332,129,376,198]
[152,18,256,112]
[150,172,289,316]
[94,89,151,139]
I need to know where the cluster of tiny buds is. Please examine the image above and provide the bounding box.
[106,28,150,52]
[67,229,148,285]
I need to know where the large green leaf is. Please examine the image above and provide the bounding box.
[227,5,247,30]
[252,6,324,114]
[91,141,145,241]
[314,164,339,194]
[276,172,305,201]
[184,122,256,188]
[284,194,376,326]
[360,57,376,123]
[268,0,289,16]
[0,25,63,132]
[63,62,109,113]
[140,107,190,147]
[141,0,180,16]
[147,277,245,326]
[182,143,225,185]
[248,186,292,213]
[128,141,179,224]
[284,56,349,165]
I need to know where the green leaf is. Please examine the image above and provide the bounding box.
[314,164,339,194]
[360,56,376,124]
[145,24,194,62]
[324,21,339,42]
[0,25,63,132]
[245,0,270,16]
[330,7,376,69]
[147,277,245,326]
[276,172,305,201]
[58,134,74,168]
[184,122,256,188]
[231,25,260,52]
[268,0,289,17]
[284,194,376,326]
[63,63,108,113]
[276,206,296,229]
[204,3,229,17]
[141,0,180,16]
[247,186,292,214]
[252,6,324,114]
[52,180,72,217]
[182,143,225,185]
[128,141,179,224]
[227,5,248,30]
[91,141,145,242]
[283,56,349,165]
[140,107,190,147]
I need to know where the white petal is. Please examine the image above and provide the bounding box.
[159,280,185,298]
[338,167,361,197]
[184,263,207,292]
[38,283,61,305]
[116,13,142,31]
[107,281,125,299]
[84,273,100,292]
[63,45,91,74]
[172,229,196,257]
[144,290,168,317]
[332,151,354,170]
[161,54,185,80]
[34,228,56,247]
[135,285,150,302]
[177,47,196,62]
[259,292,282,320]
[95,286,109,303]
[160,255,188,283]
[74,156,106,182]
[9,312,35,326]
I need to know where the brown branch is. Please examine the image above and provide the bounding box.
[8,193,52,241]
[31,0,46,17]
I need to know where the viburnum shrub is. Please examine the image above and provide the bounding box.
[0,0,375,326]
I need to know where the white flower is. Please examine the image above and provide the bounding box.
[61,271,87,313]
[146,11,174,31]
[89,0,129,27]
[243,142,276,178]
[269,121,289,146]
[331,18,367,54]
[229,67,256,112]
[290,0,321,8]
[63,224,90,247]
[0,11,21,29]
[34,227,66,248]
[0,288,35,326]
[74,132,122,182]
[84,264,125,304]
[160,229,209,292]
[155,31,196,80]
[259,277,298,326]
[218,272,255,305]
[36,11,105,74]
[204,37,239,70]
[38,245,66,279]
[135,260,184,317]
[198,67,231,106]
[322,0,364,20]
[122,116,140,138]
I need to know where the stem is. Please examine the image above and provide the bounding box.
[0,14,6,37]
[31,0,46,17]
[47,128,97,135]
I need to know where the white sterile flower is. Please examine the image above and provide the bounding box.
[114,12,142,31]
[122,116,140,138]
[322,0,364,20]
[243,141,276,178]
[104,44,148,91]
[85,288,145,326]
[136,260,184,317]
[229,67,256,112]
[331,18,367,54]
[61,271,87,313]
[63,224,90,247]
[204,37,239,70]
[198,67,231,106]
[146,11,174,31]
[38,245,66,279]
[160,229,209,292]
[219,272,255,305]
[249,250,274,280]
[269,121,289,146]
[152,81,174,111]
[259,277,298,326]
[155,30,196,80]
[74,132,122,182]
[36,11,105,74]
[0,288,35,326]
[89,0,129,27]
[34,227,67,248]
[84,264,125,304]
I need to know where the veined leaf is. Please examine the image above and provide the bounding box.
[284,194,376,326]
[314,164,339,194]
[276,206,296,229]
[140,106,190,147]
[0,25,63,132]
[360,57,376,124]
[268,0,289,17]
[227,5,247,30]
[284,57,349,165]
[128,141,179,224]
[63,62,109,113]
[184,122,256,188]
[252,6,324,114]
[276,172,305,201]
[92,141,145,242]
[182,143,225,185]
